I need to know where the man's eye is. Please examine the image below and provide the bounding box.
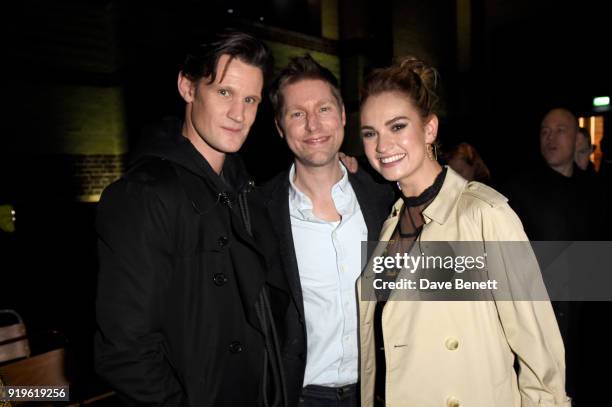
[320,106,330,112]
[290,111,303,118]
[391,123,406,132]
[245,96,256,104]
[218,89,230,97]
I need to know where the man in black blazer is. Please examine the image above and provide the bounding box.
[262,55,394,407]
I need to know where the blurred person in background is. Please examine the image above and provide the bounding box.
[574,127,596,176]
[444,142,491,183]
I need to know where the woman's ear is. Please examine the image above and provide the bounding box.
[177,72,196,103]
[424,114,439,144]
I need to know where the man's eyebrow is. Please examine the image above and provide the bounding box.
[287,99,336,109]
[385,116,408,126]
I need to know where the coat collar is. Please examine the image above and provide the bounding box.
[422,166,467,225]
[384,166,467,233]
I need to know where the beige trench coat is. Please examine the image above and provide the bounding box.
[359,167,571,407]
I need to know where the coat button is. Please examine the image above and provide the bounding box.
[229,341,244,354]
[445,337,459,351]
[213,273,228,286]
[298,352,306,361]
[217,236,229,247]
[446,396,460,407]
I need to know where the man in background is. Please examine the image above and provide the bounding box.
[575,127,596,175]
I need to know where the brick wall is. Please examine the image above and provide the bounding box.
[71,154,126,202]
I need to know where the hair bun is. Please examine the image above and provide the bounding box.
[396,56,438,91]
[361,54,440,118]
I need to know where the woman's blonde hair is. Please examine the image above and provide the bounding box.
[360,55,440,119]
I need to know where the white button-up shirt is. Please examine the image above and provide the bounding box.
[288,163,368,387]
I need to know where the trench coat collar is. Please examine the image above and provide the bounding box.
[383,166,466,237]
[422,166,467,225]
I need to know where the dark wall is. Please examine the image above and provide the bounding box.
[447,0,612,181]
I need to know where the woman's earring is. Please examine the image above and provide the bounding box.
[426,143,438,161]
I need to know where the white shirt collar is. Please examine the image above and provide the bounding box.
[288,162,354,221]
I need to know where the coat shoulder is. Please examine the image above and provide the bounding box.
[98,158,182,227]
[124,157,178,186]
[350,168,396,206]
[461,181,508,209]
[259,170,290,202]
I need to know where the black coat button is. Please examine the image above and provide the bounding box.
[298,352,306,361]
[229,341,244,353]
[213,273,228,286]
[217,236,229,247]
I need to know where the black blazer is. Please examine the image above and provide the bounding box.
[261,166,394,407]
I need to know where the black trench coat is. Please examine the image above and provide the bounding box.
[95,130,287,407]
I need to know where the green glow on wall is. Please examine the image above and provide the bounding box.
[593,96,610,107]
[265,41,341,83]
[48,86,128,155]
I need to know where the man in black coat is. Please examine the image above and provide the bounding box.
[501,107,609,406]
[95,31,287,407]
[262,55,394,407]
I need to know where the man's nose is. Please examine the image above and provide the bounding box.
[305,113,321,132]
[227,100,245,123]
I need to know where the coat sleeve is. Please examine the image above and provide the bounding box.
[481,204,571,407]
[94,179,185,406]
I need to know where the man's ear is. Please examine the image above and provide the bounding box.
[424,114,439,144]
[341,104,346,127]
[275,119,285,139]
[177,72,196,103]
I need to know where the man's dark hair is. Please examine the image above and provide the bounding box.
[269,54,343,121]
[181,30,273,85]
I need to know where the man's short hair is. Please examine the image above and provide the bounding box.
[269,54,343,121]
[181,30,272,85]
[542,107,579,131]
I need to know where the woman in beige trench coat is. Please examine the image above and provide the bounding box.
[357,56,571,407]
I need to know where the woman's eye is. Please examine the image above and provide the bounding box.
[245,96,256,104]
[218,89,230,97]
[361,131,376,138]
[391,123,406,132]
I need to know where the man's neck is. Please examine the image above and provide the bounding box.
[293,159,344,201]
[549,162,574,178]
[182,122,225,174]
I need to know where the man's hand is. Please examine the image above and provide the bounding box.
[339,152,359,174]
